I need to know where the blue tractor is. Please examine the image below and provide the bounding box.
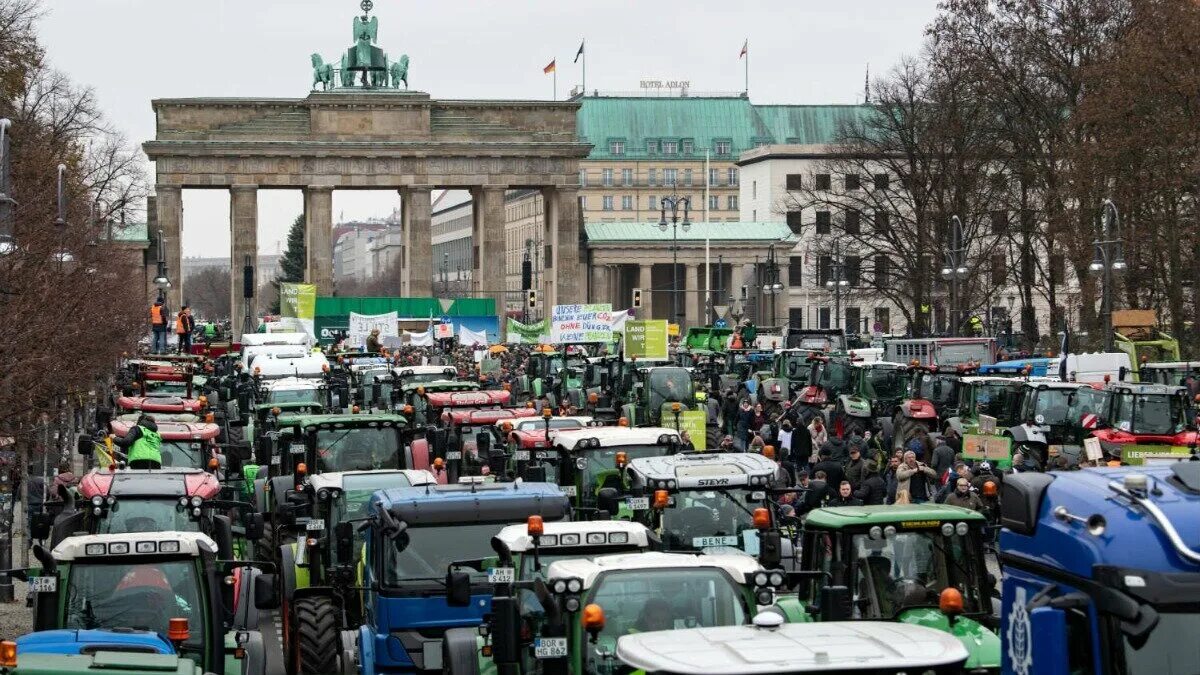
[300,481,570,674]
[998,461,1200,675]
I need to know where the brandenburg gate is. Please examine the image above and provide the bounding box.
[142,2,590,338]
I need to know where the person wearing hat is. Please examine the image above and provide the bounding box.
[854,460,887,505]
[944,476,985,512]
[113,414,162,469]
[844,444,867,491]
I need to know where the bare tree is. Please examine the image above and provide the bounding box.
[186,266,231,321]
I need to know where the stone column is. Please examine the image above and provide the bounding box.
[473,187,507,311]
[545,186,583,307]
[154,186,183,309]
[638,263,654,319]
[399,187,433,297]
[742,263,758,323]
[590,265,610,305]
[229,185,258,341]
[684,263,699,329]
[304,186,334,295]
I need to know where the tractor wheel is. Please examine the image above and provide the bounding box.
[294,596,341,675]
[894,415,932,452]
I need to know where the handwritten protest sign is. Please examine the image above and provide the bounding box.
[550,304,613,343]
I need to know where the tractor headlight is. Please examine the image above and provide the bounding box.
[190,496,202,508]
[318,489,330,501]
[575,457,588,470]
[85,543,106,556]
[566,578,582,594]
[768,571,785,587]
[666,480,676,490]
[178,497,189,507]
[559,534,580,546]
[754,588,774,606]
[135,541,157,554]
[564,597,581,612]
[91,495,104,507]
[108,542,130,555]
[608,532,628,544]
[159,541,181,553]
[941,523,955,537]
[552,579,568,594]
[753,572,769,587]
[956,522,969,536]
[586,533,606,545]
[106,496,116,506]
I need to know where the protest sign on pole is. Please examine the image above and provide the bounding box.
[348,311,399,347]
[279,283,317,338]
[550,303,613,343]
[624,320,669,360]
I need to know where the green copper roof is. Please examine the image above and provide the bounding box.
[584,221,797,243]
[804,504,986,529]
[108,221,149,243]
[577,97,872,161]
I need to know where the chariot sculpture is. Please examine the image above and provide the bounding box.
[311,0,411,91]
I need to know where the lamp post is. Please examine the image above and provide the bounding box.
[939,215,968,336]
[153,227,171,303]
[658,187,691,326]
[1088,199,1126,352]
[439,251,449,297]
[760,244,783,327]
[1005,293,1016,350]
[823,240,849,330]
[0,119,17,253]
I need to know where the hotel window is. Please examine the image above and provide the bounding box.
[602,196,614,211]
[873,173,889,190]
[727,168,739,185]
[648,169,658,187]
[844,174,861,191]
[709,195,720,210]
[785,174,802,190]
[815,211,832,234]
[684,169,693,186]
[681,139,694,155]
[709,168,719,186]
[622,168,633,186]
[662,141,677,155]
[621,195,633,210]
[815,173,832,190]
[664,168,678,186]
[727,195,738,210]
[844,209,861,235]
[602,168,613,187]
[647,140,658,154]
[715,140,732,155]
[648,195,658,210]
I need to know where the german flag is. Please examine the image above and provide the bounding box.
[544,59,556,74]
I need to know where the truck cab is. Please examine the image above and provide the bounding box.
[999,463,1200,674]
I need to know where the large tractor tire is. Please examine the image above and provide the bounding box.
[442,627,482,675]
[894,415,932,452]
[294,595,341,675]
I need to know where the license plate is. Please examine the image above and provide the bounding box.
[445,451,462,460]
[626,497,649,510]
[289,443,305,454]
[535,451,552,459]
[514,450,530,461]
[29,576,56,593]
[487,567,515,584]
[306,519,325,531]
[692,536,738,548]
[533,637,568,659]
[561,486,577,497]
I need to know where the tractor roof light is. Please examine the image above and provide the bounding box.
[527,515,544,537]
[433,457,445,472]
[0,640,16,668]
[168,618,190,644]
[587,392,599,404]
[615,451,628,468]
[295,462,308,476]
[939,588,964,617]
[542,407,553,420]
[752,507,770,530]
[618,417,629,427]
[762,445,776,460]
[582,604,606,632]
[653,489,670,509]
[671,402,682,413]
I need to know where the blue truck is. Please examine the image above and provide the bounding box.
[305,481,570,674]
[998,461,1200,674]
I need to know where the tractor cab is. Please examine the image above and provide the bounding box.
[784,328,847,352]
[797,504,999,671]
[720,350,774,401]
[550,427,680,516]
[621,366,696,427]
[397,379,479,426]
[1137,360,1200,386]
[892,363,977,449]
[496,520,657,580]
[944,376,1025,437]
[104,420,223,473]
[517,347,567,402]
[17,531,276,675]
[438,407,540,481]
[1008,381,1108,468]
[625,452,784,557]
[1091,383,1197,464]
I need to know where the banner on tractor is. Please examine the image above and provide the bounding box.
[279,283,317,338]
[507,318,549,344]
[550,303,613,343]
[349,311,399,347]
[668,410,707,451]
[962,434,1012,462]
[624,320,669,360]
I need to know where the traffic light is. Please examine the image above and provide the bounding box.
[521,259,532,290]
[527,289,538,309]
[632,288,643,308]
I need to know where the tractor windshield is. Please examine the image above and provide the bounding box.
[1110,392,1187,435]
[1027,387,1106,428]
[98,499,198,534]
[865,368,907,400]
[818,361,855,396]
[1119,612,1200,674]
[648,370,691,410]
[315,427,401,472]
[850,529,985,619]
[268,388,323,405]
[584,567,749,667]
[577,445,663,505]
[64,559,205,656]
[383,522,506,585]
[913,374,960,406]
[778,353,811,381]
[973,383,1022,425]
[158,441,206,469]
[656,489,761,554]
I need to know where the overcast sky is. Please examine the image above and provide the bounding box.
[38,0,940,259]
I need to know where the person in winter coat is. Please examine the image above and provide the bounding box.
[736,400,755,450]
[934,463,974,503]
[806,417,828,464]
[48,462,77,502]
[812,447,845,490]
[721,389,739,436]
[843,445,868,490]
[943,477,985,512]
[895,451,938,503]
[114,414,162,469]
[826,481,863,507]
[930,440,956,483]
[854,461,887,505]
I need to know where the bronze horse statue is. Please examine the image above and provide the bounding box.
[390,55,409,89]
[311,54,335,91]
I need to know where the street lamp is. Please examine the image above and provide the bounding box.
[1089,199,1126,352]
[760,244,784,327]
[658,187,691,326]
[439,251,449,297]
[0,119,17,254]
[153,227,171,302]
[939,215,969,335]
[823,240,849,330]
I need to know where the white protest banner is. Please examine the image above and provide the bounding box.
[349,311,399,347]
[459,326,487,347]
[404,330,433,346]
[550,303,613,343]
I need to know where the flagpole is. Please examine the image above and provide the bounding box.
[705,149,711,324]
[582,38,586,96]
[744,40,749,96]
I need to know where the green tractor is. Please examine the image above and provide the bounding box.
[618,366,700,428]
[8,531,277,675]
[795,504,1000,672]
[829,361,909,439]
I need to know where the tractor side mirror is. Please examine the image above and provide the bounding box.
[254,573,279,610]
[32,544,56,576]
[597,488,620,516]
[758,529,782,569]
[819,585,852,622]
[335,522,354,563]
[30,512,53,541]
[476,431,492,456]
[445,570,472,607]
[77,435,94,457]
[244,512,264,542]
[600,371,610,389]
[523,465,547,483]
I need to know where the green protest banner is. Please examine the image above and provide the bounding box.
[668,410,708,450]
[624,320,668,360]
[506,318,549,344]
[279,283,317,338]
